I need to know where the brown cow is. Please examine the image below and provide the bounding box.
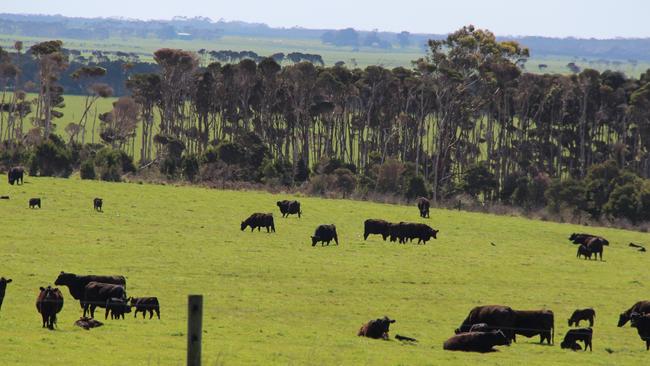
[444,330,511,352]
[36,286,64,330]
[568,308,595,327]
[357,316,395,340]
[619,301,650,327]
[513,310,554,344]
[455,305,517,341]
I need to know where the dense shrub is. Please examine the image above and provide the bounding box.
[182,154,200,182]
[375,159,405,193]
[405,176,429,200]
[30,135,73,177]
[80,159,96,180]
[461,162,497,199]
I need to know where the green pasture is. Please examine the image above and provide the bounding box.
[0,176,649,365]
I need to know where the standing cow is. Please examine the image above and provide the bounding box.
[618,301,650,327]
[416,197,430,218]
[363,219,392,241]
[130,297,161,319]
[54,271,126,308]
[29,198,41,209]
[311,224,339,246]
[630,313,650,350]
[276,200,301,218]
[513,309,554,344]
[94,198,103,211]
[455,305,517,342]
[8,166,24,185]
[568,308,595,327]
[82,282,126,318]
[36,286,64,330]
[0,277,12,313]
[241,213,275,233]
[105,297,131,319]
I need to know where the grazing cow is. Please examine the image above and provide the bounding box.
[94,198,103,211]
[568,308,595,327]
[560,328,593,351]
[36,286,64,330]
[390,222,438,244]
[8,166,24,185]
[54,272,126,307]
[29,198,41,209]
[82,282,126,318]
[311,224,339,246]
[416,197,430,218]
[129,297,160,319]
[0,277,12,312]
[241,213,275,233]
[577,244,592,260]
[276,200,301,218]
[363,219,392,241]
[357,316,395,339]
[455,305,517,341]
[569,233,609,246]
[618,301,650,327]
[513,310,554,344]
[443,330,511,352]
[585,237,606,260]
[105,297,131,320]
[630,313,650,350]
[74,317,103,330]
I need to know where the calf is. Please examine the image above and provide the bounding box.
[455,305,517,342]
[513,310,554,344]
[94,198,103,211]
[443,330,511,352]
[241,213,275,233]
[29,198,41,209]
[577,245,592,260]
[129,297,160,319]
[105,297,131,320]
[74,317,103,330]
[311,224,339,246]
[618,301,650,327]
[36,286,64,330]
[357,316,395,340]
[560,328,592,351]
[416,197,430,218]
[568,308,595,327]
[276,200,301,218]
[630,313,650,350]
[363,219,392,241]
[0,277,12,312]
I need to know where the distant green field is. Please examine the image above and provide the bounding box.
[1,34,648,76]
[0,176,649,365]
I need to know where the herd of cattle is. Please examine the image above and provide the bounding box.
[2,172,650,357]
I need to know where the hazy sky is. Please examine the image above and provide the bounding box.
[3,0,648,38]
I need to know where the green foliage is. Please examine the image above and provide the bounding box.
[461,162,497,199]
[31,134,73,177]
[546,178,588,212]
[93,147,135,182]
[405,175,429,200]
[604,179,642,222]
[375,159,405,193]
[79,159,96,180]
[294,157,309,183]
[181,154,200,182]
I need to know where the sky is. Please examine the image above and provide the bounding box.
[2,0,649,38]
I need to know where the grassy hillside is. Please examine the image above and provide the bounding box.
[0,176,649,365]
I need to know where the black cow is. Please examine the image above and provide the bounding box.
[568,308,595,327]
[390,222,438,244]
[277,200,301,218]
[577,244,592,260]
[357,316,395,339]
[0,277,12,312]
[443,330,511,352]
[36,286,64,329]
[585,237,606,260]
[54,272,126,308]
[455,305,517,341]
[618,301,650,327]
[560,328,592,351]
[82,282,126,318]
[311,224,339,246]
[469,323,491,333]
[105,297,131,319]
[416,197,430,218]
[513,310,554,344]
[29,198,41,209]
[363,219,392,241]
[129,297,160,319]
[569,233,609,246]
[94,198,103,211]
[630,313,650,350]
[8,166,24,185]
[241,213,275,233]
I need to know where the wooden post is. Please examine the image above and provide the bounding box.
[187,295,203,366]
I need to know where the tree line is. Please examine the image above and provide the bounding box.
[2,26,650,225]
